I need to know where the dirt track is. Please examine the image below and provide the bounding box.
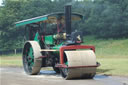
[0,67,128,85]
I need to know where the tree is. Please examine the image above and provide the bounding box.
[0,0,128,51]
[79,0,128,38]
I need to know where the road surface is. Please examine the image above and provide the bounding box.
[0,67,128,85]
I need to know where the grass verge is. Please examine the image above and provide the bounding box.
[0,55,22,67]
[97,58,128,76]
[83,36,128,58]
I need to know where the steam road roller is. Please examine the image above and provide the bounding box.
[15,5,99,79]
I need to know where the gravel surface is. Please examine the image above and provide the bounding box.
[0,67,128,85]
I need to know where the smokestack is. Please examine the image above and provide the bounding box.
[65,5,71,35]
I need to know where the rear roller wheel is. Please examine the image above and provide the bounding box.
[23,41,42,75]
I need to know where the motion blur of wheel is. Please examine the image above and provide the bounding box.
[23,41,42,75]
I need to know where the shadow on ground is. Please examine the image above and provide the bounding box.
[96,68,113,75]
[38,69,110,80]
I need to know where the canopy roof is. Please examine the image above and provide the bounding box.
[15,12,83,27]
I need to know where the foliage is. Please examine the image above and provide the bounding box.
[77,0,128,38]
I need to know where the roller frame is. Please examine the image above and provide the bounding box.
[59,49,97,79]
[56,64,98,69]
[55,45,97,68]
[59,45,95,64]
